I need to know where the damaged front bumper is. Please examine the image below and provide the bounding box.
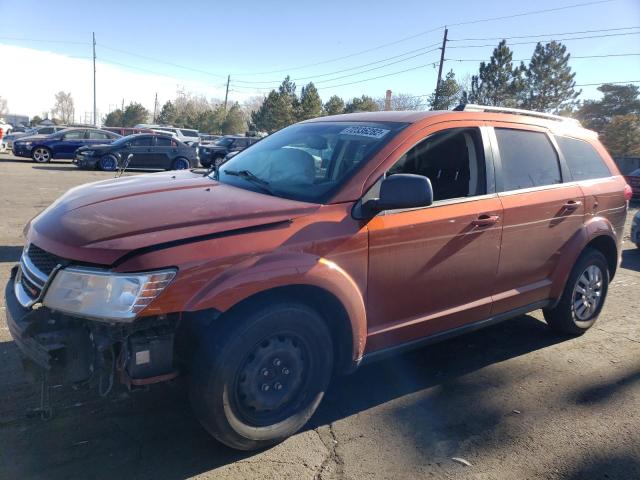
[5,265,178,388]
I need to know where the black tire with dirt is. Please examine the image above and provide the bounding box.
[543,248,609,335]
[189,301,333,450]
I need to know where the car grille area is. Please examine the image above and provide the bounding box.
[26,244,66,276]
[14,243,69,307]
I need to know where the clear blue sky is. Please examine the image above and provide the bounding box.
[1,0,639,108]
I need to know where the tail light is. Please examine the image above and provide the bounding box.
[624,183,633,202]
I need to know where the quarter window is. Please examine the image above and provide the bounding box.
[387,128,487,201]
[555,136,611,181]
[495,129,561,191]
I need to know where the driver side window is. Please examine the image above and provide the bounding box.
[388,127,487,202]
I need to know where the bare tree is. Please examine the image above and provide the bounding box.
[375,92,425,111]
[0,96,8,117]
[52,91,74,124]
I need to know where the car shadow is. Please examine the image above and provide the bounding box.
[0,313,569,480]
[621,247,640,272]
[0,245,22,263]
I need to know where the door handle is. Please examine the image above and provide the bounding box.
[472,215,500,227]
[563,200,582,210]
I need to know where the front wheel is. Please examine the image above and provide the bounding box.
[98,154,118,171]
[32,147,52,163]
[189,302,333,450]
[543,248,609,335]
[171,157,190,170]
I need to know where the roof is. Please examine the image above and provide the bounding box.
[307,110,441,123]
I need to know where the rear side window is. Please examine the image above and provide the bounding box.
[88,131,110,140]
[131,136,153,147]
[180,129,198,137]
[495,128,561,191]
[555,136,611,181]
[155,136,173,147]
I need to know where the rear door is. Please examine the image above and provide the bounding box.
[57,129,87,158]
[489,124,585,314]
[154,136,176,168]
[128,136,155,167]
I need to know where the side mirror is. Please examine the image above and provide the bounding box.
[363,174,433,216]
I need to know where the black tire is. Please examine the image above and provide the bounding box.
[31,146,52,163]
[98,154,118,171]
[214,156,225,168]
[171,157,190,170]
[543,248,609,335]
[189,302,333,451]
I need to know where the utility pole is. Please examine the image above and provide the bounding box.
[224,75,230,111]
[153,92,158,122]
[92,32,97,126]
[433,27,448,109]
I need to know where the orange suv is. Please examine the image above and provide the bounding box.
[5,105,631,450]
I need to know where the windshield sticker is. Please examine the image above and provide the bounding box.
[339,126,390,139]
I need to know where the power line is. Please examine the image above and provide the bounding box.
[98,44,228,78]
[447,31,640,49]
[231,48,441,90]
[448,25,639,42]
[232,43,442,84]
[447,52,640,62]
[229,0,614,76]
[575,80,640,86]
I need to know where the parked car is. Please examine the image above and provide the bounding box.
[632,211,640,248]
[102,127,154,137]
[198,135,260,167]
[2,126,66,150]
[151,127,200,146]
[199,134,222,143]
[624,167,640,198]
[5,105,631,451]
[74,133,197,171]
[12,128,121,162]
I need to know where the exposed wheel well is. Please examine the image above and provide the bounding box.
[215,285,355,375]
[584,235,618,279]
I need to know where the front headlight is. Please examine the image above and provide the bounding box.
[43,267,176,322]
[81,150,94,156]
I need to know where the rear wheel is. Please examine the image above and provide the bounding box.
[32,147,52,163]
[98,154,118,171]
[189,302,333,450]
[543,248,609,335]
[171,157,190,170]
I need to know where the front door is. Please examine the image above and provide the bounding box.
[365,125,503,353]
[127,135,155,168]
[488,125,585,314]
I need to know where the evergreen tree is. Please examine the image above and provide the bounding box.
[428,70,463,110]
[251,77,300,132]
[298,82,323,120]
[577,84,640,131]
[157,101,176,125]
[103,109,124,127]
[324,95,345,115]
[601,114,640,157]
[344,95,379,113]
[30,115,43,126]
[521,41,580,113]
[121,103,149,127]
[221,103,246,134]
[469,40,525,107]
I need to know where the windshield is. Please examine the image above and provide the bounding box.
[213,121,407,203]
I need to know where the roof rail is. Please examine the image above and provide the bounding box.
[455,103,581,126]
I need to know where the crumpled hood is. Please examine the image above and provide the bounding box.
[28,170,319,265]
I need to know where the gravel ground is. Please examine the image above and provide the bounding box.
[0,154,638,480]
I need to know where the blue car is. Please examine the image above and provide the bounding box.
[12,128,121,163]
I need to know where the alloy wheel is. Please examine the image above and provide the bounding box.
[33,148,50,162]
[572,264,604,321]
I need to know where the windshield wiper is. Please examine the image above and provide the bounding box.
[223,169,277,196]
